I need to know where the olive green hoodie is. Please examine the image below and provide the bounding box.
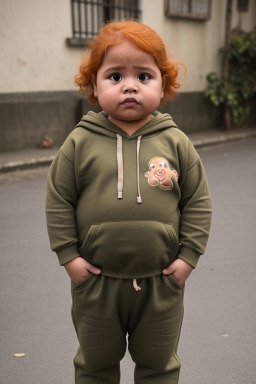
[46,111,212,278]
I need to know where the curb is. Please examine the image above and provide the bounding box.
[191,129,256,149]
[0,156,56,174]
[0,130,256,174]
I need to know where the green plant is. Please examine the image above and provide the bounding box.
[205,26,256,128]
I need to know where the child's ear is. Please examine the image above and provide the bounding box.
[161,75,166,99]
[92,75,98,97]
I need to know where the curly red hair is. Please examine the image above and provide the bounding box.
[74,20,185,106]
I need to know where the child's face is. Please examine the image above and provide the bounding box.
[93,39,165,130]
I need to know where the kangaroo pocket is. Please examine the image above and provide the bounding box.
[79,221,180,279]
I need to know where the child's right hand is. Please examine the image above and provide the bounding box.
[64,257,101,285]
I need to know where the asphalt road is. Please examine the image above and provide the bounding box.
[0,138,256,384]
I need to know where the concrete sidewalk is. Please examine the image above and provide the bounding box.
[0,127,256,173]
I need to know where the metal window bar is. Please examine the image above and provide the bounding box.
[70,0,141,42]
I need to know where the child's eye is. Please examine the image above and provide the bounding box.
[110,73,122,82]
[138,73,150,81]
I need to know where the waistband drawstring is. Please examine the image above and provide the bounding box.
[116,134,142,204]
[133,278,141,291]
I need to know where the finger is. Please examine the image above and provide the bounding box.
[86,262,101,275]
[162,264,175,275]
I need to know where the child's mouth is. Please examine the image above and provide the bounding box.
[122,98,139,106]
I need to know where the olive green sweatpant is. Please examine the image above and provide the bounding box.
[71,274,184,384]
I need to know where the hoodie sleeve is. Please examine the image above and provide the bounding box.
[177,140,212,268]
[45,144,80,266]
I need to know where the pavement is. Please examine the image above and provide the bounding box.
[0,126,256,173]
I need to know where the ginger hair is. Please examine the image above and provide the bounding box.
[74,20,185,106]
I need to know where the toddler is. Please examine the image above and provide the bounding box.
[46,20,212,384]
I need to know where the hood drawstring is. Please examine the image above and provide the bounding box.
[116,134,124,199]
[136,136,142,204]
[116,134,142,204]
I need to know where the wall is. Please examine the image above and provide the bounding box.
[0,0,84,93]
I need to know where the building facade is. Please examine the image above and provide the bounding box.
[0,0,255,150]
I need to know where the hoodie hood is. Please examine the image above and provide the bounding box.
[75,110,178,139]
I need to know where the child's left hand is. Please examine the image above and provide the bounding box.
[162,259,193,287]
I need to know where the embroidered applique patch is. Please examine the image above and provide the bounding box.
[144,157,178,191]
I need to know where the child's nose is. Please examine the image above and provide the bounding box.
[123,79,138,93]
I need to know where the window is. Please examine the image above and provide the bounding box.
[237,0,249,12]
[67,0,141,47]
[165,0,211,21]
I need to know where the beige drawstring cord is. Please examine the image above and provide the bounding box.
[116,134,124,199]
[136,136,142,204]
[116,134,143,204]
[133,278,141,291]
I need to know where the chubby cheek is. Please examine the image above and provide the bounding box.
[93,79,117,105]
[96,90,117,111]
[146,87,165,109]
[102,101,118,116]
[147,96,162,111]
